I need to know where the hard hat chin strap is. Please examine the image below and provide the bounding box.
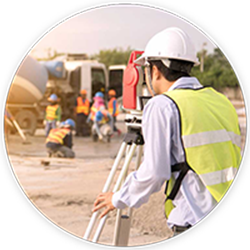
[145,59,156,96]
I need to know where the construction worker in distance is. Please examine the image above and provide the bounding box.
[92,110,113,142]
[108,89,121,136]
[46,118,75,158]
[44,94,61,137]
[87,91,105,124]
[74,89,90,137]
[92,27,242,236]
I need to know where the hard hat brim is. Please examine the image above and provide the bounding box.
[133,54,146,65]
[134,55,200,66]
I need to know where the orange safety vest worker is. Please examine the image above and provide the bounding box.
[108,97,119,117]
[90,104,105,121]
[46,104,59,121]
[76,97,90,115]
[46,128,70,145]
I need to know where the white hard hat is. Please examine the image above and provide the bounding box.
[134,27,200,66]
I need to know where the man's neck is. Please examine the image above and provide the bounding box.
[159,80,176,94]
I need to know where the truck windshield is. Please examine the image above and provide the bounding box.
[109,69,123,98]
[91,68,106,98]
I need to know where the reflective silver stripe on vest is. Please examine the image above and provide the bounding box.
[182,129,241,148]
[199,166,238,186]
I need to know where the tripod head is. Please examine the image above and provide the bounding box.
[124,111,142,129]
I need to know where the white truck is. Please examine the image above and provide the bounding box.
[108,64,126,99]
[6,54,111,135]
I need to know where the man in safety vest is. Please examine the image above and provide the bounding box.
[46,118,75,158]
[87,92,105,124]
[92,27,242,236]
[74,89,90,137]
[44,94,61,136]
[91,110,113,142]
[108,89,121,136]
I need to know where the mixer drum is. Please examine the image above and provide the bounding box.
[7,55,48,104]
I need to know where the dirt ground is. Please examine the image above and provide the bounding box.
[5,119,173,247]
[5,106,246,247]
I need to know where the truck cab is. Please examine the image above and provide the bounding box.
[108,65,126,99]
[108,64,127,114]
[42,54,108,121]
[6,54,108,135]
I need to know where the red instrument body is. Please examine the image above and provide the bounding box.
[122,51,144,110]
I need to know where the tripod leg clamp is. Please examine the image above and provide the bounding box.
[123,128,144,145]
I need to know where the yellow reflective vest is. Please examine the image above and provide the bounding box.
[46,128,70,145]
[108,97,119,117]
[90,106,98,121]
[76,97,90,115]
[46,104,59,121]
[90,104,105,121]
[163,87,242,218]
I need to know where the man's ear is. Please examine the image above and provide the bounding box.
[144,67,155,97]
[152,65,161,80]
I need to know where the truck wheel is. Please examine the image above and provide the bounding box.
[15,110,37,136]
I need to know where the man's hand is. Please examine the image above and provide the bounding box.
[92,192,115,219]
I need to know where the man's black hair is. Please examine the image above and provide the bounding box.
[149,59,194,82]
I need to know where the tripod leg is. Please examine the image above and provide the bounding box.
[102,142,127,192]
[113,145,143,246]
[83,142,127,240]
[92,143,138,243]
[113,213,132,246]
[113,143,138,192]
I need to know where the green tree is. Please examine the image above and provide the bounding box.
[92,46,239,90]
[91,47,133,68]
[191,48,239,90]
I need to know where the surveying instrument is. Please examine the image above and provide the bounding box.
[84,51,151,246]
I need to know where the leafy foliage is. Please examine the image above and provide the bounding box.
[35,46,239,90]
[191,48,239,89]
[92,47,239,89]
[90,47,133,68]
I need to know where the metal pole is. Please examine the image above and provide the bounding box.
[92,143,138,243]
[113,145,134,245]
[83,142,127,240]
[113,145,143,246]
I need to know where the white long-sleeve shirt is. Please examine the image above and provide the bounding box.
[112,77,217,227]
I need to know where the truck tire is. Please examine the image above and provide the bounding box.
[15,110,37,135]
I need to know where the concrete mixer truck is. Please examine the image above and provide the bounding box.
[6,54,109,135]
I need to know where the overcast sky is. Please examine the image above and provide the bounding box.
[31,5,217,58]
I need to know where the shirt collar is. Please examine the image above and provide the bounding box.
[168,77,203,92]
